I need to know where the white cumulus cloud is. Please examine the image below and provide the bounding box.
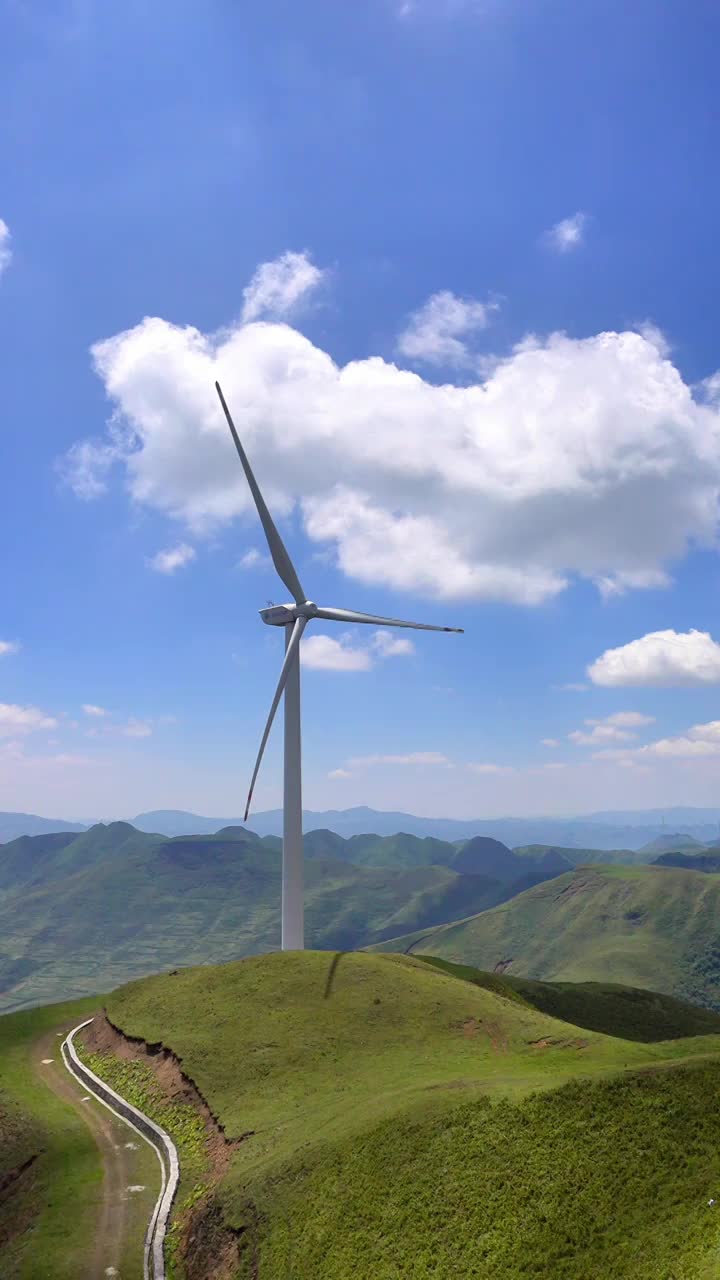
[0,640,20,657]
[241,250,325,323]
[569,711,655,746]
[0,219,12,277]
[541,738,559,747]
[82,704,108,717]
[64,257,720,608]
[301,627,415,672]
[544,212,587,252]
[397,289,497,366]
[237,547,269,570]
[301,634,373,672]
[0,704,58,737]
[147,544,196,575]
[594,718,720,762]
[589,710,655,728]
[348,751,452,768]
[370,629,415,658]
[588,630,720,687]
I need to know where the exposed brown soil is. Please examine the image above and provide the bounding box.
[453,1017,508,1052]
[181,1197,250,1280]
[80,1013,246,1180]
[80,1012,250,1278]
[528,1036,589,1050]
[0,1153,38,1201]
[554,876,594,899]
[0,1154,41,1252]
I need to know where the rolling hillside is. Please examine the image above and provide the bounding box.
[77,950,720,1279]
[0,822,561,1012]
[369,864,720,1010]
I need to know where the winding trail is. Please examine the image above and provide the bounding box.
[32,1013,179,1279]
[32,1016,135,1279]
[62,1019,179,1280]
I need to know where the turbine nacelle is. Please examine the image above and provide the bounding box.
[260,602,317,626]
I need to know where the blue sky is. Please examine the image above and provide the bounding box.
[3,0,720,821]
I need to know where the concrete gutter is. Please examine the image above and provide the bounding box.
[62,1017,180,1280]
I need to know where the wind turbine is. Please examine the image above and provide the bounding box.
[215,381,463,951]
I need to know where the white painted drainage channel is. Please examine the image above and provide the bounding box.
[61,1017,180,1280]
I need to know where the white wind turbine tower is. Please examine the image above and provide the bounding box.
[216,381,463,951]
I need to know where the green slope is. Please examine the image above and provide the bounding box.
[654,851,720,873]
[369,864,720,1009]
[414,956,720,1041]
[94,951,720,1279]
[0,997,105,1277]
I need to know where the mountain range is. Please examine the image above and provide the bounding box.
[5,804,720,848]
[0,822,574,1013]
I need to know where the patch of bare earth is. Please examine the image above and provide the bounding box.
[0,1154,40,1251]
[79,1014,250,1278]
[453,1017,509,1052]
[527,1037,589,1050]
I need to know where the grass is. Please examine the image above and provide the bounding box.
[369,864,720,1010]
[103,949,720,1278]
[414,955,720,1042]
[245,1061,720,1280]
[0,997,103,1279]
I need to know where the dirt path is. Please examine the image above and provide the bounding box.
[31,1013,151,1280]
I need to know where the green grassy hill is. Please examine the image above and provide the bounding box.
[415,955,720,1041]
[84,951,720,1279]
[369,863,720,1010]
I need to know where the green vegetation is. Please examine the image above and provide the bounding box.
[514,842,649,866]
[0,822,567,1012]
[79,1049,210,1278]
[0,998,103,1278]
[246,1060,720,1280]
[369,863,720,1010]
[654,851,720,873]
[415,955,720,1042]
[104,950,720,1279]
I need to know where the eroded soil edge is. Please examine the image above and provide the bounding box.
[79,1013,247,1279]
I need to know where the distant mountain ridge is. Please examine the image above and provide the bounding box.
[4,805,720,849]
[129,807,720,850]
[0,811,87,844]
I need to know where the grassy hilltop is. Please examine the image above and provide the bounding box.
[83,949,720,1279]
[370,863,720,1010]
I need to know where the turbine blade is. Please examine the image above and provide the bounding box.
[313,606,463,633]
[215,381,306,606]
[244,616,307,821]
